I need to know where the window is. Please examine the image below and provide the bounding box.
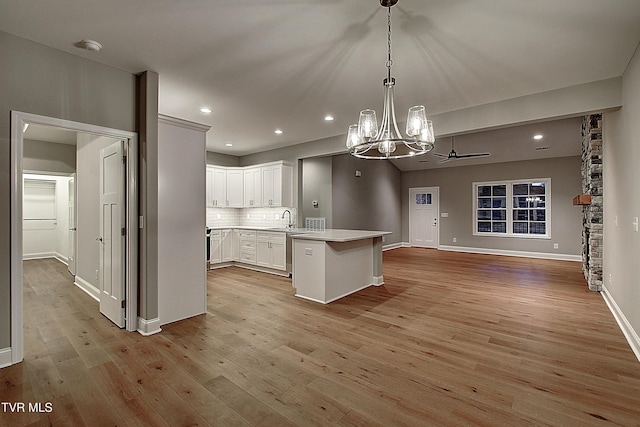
[474,178,550,238]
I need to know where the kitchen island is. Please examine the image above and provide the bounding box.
[291,229,391,304]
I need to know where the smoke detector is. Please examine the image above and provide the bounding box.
[76,39,102,52]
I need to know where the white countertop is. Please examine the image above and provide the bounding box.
[291,229,391,242]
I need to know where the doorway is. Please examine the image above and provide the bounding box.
[10,111,139,366]
[409,187,439,248]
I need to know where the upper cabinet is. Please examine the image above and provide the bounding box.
[262,163,292,207]
[243,167,262,208]
[207,161,292,208]
[207,166,226,207]
[226,168,244,208]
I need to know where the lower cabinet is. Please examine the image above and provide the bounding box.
[256,232,286,271]
[209,229,287,273]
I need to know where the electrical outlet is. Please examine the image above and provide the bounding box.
[553,243,559,249]
[452,237,457,243]
[609,274,612,285]
[95,270,99,280]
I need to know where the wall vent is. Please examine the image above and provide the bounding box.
[305,217,326,231]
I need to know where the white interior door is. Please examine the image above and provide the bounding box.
[99,141,125,328]
[409,187,439,248]
[68,173,76,276]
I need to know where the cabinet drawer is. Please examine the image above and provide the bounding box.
[257,231,286,242]
[239,248,256,264]
[240,239,256,249]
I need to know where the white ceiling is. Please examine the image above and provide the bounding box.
[2,0,639,166]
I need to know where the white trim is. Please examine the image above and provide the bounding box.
[438,245,581,262]
[295,283,374,304]
[209,262,290,277]
[601,285,640,363]
[137,317,162,336]
[382,242,403,251]
[74,276,100,302]
[10,111,139,367]
[23,252,56,260]
[372,275,384,286]
[54,253,69,266]
[158,114,211,132]
[0,347,12,368]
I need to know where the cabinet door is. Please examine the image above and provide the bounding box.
[262,166,274,206]
[256,236,271,267]
[206,167,214,208]
[209,232,222,264]
[270,240,286,271]
[232,229,240,261]
[243,169,254,207]
[272,166,282,206]
[221,229,233,262]
[251,168,262,207]
[212,167,226,207]
[226,169,244,207]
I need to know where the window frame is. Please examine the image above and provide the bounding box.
[472,178,551,239]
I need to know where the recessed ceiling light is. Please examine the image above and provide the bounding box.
[76,39,102,52]
[200,107,212,114]
[274,129,283,135]
[533,134,543,140]
[324,115,334,121]
[225,143,233,147]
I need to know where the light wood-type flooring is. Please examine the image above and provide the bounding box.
[2,249,640,426]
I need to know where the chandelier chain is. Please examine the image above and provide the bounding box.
[386,7,393,81]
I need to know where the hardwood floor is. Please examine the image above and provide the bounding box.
[2,249,640,426]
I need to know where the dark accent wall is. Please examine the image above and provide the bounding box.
[332,154,402,245]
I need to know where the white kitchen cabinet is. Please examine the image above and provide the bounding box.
[239,230,257,265]
[207,166,226,207]
[262,163,292,207]
[256,231,286,271]
[232,229,240,261]
[221,229,233,262]
[243,167,262,207]
[209,230,222,265]
[226,168,244,207]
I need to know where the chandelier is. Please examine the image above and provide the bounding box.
[346,0,435,159]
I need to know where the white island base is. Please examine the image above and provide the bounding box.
[292,230,391,304]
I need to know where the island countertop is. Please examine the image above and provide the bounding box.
[290,229,391,243]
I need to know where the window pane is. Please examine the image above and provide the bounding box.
[513,222,528,234]
[529,196,545,208]
[514,197,528,208]
[478,222,492,232]
[478,186,492,197]
[493,197,506,208]
[530,183,546,195]
[513,184,529,195]
[492,210,506,220]
[492,185,506,196]
[478,198,492,208]
[513,210,529,221]
[530,223,546,234]
[477,210,491,220]
[492,222,506,233]
[530,210,546,221]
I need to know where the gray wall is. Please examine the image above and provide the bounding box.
[332,154,403,245]
[603,45,640,346]
[206,151,240,167]
[402,156,583,255]
[0,31,137,350]
[301,157,333,228]
[23,139,76,174]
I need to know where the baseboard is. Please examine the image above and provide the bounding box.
[382,242,403,251]
[137,317,162,336]
[210,262,290,277]
[0,347,12,368]
[74,276,100,302]
[54,252,69,266]
[438,245,581,262]
[601,285,640,363]
[23,252,56,261]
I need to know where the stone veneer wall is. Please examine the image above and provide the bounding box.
[581,113,603,291]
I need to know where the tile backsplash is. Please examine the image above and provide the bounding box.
[207,207,297,229]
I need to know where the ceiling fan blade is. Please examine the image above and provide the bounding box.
[431,152,449,158]
[454,153,491,159]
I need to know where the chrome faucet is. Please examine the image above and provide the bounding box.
[281,209,293,229]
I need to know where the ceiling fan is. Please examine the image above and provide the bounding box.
[432,136,491,163]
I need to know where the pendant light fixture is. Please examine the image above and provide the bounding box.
[346,0,435,159]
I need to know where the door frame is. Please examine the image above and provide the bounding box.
[10,111,139,365]
[409,186,440,249]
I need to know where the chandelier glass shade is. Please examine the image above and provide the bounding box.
[347,0,435,159]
